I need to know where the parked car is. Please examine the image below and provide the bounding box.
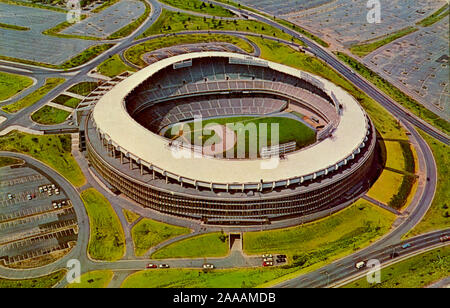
[401,243,412,249]
[440,235,449,242]
[276,258,286,264]
[203,264,214,269]
[263,261,273,267]
[55,189,60,195]
[262,254,273,258]
[27,194,32,200]
[355,261,366,269]
[277,255,287,259]
[263,257,273,262]
[7,193,13,200]
[146,263,157,269]
[159,264,170,268]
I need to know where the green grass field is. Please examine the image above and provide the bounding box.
[121,267,300,288]
[31,106,70,125]
[384,141,406,171]
[405,130,450,238]
[151,232,229,259]
[139,10,298,44]
[248,37,408,141]
[97,55,136,78]
[81,188,125,261]
[0,131,85,187]
[0,72,33,101]
[66,270,114,288]
[0,157,22,168]
[125,33,254,67]
[0,270,66,288]
[52,94,81,109]
[349,27,418,57]
[343,246,449,288]
[60,44,114,69]
[159,0,235,17]
[132,218,190,256]
[122,209,140,224]
[67,82,98,96]
[367,169,404,205]
[335,51,450,135]
[166,116,316,157]
[1,78,65,114]
[243,200,395,259]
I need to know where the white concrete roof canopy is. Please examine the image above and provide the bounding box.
[93,52,369,185]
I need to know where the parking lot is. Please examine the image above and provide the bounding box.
[363,18,449,118]
[0,163,78,267]
[0,3,96,65]
[285,0,445,46]
[61,0,146,38]
[235,0,333,15]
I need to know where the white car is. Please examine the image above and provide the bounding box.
[203,264,214,269]
[355,261,366,269]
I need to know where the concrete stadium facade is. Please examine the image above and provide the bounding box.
[84,52,378,225]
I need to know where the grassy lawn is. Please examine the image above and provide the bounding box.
[122,209,140,224]
[367,169,404,205]
[343,246,449,288]
[0,270,66,288]
[335,51,450,135]
[0,131,85,187]
[66,270,114,288]
[416,4,449,27]
[248,37,408,141]
[349,27,418,57]
[0,72,33,101]
[0,157,22,168]
[52,94,81,109]
[152,232,229,259]
[0,22,29,31]
[384,141,406,171]
[132,218,190,256]
[405,130,450,238]
[1,78,65,114]
[31,106,70,125]
[97,55,136,78]
[107,0,151,40]
[139,10,299,44]
[126,200,395,288]
[81,188,125,261]
[159,0,235,17]
[122,267,300,288]
[67,82,98,96]
[244,200,395,259]
[126,33,254,67]
[60,44,114,69]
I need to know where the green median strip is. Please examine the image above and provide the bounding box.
[81,188,125,261]
[66,270,114,288]
[0,22,29,31]
[132,218,190,257]
[1,78,65,114]
[91,0,120,13]
[416,4,449,27]
[349,27,418,57]
[0,270,66,288]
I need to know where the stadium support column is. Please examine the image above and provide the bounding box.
[120,152,123,164]
[140,163,144,175]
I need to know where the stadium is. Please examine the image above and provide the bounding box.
[82,52,378,226]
